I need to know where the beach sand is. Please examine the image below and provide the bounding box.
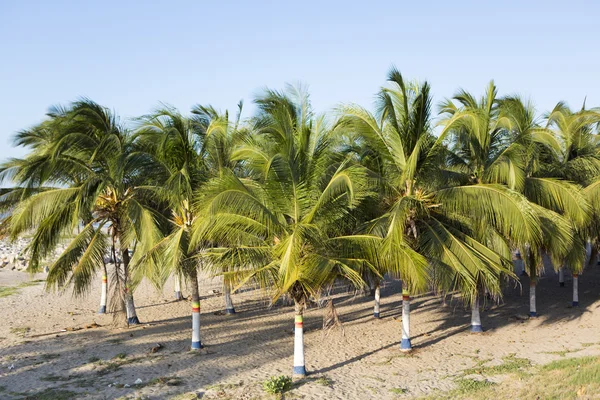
[1,260,600,399]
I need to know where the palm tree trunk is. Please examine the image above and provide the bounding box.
[190,269,202,350]
[400,285,411,351]
[559,266,565,287]
[98,263,108,314]
[174,275,182,301]
[121,248,140,325]
[373,281,381,318]
[572,273,579,307]
[224,280,236,314]
[470,293,483,333]
[529,277,537,317]
[293,299,306,377]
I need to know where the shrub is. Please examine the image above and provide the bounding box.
[262,375,293,395]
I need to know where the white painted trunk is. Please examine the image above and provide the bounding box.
[529,281,537,317]
[400,290,411,351]
[373,283,381,318]
[471,295,482,333]
[224,282,235,314]
[98,275,107,314]
[191,300,202,349]
[573,274,579,307]
[174,277,182,300]
[293,302,306,376]
[125,294,139,325]
[559,267,565,287]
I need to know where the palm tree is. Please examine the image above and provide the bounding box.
[0,115,113,314]
[540,103,600,306]
[6,100,160,325]
[135,102,245,348]
[339,69,522,345]
[439,84,593,321]
[192,85,376,377]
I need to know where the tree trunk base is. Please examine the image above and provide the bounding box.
[293,366,307,377]
[98,306,106,314]
[127,317,141,325]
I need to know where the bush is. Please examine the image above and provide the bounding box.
[262,375,293,394]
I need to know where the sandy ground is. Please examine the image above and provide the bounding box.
[1,259,600,400]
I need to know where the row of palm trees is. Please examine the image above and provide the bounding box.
[1,68,599,377]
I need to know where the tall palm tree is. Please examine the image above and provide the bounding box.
[135,102,246,348]
[192,85,376,377]
[5,100,160,325]
[339,69,523,346]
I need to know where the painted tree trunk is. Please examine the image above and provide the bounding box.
[174,276,182,301]
[471,294,482,333]
[373,281,381,318]
[400,288,411,351]
[125,291,140,325]
[573,273,579,307]
[293,300,306,377]
[224,281,236,314]
[529,280,537,317]
[190,271,202,350]
[559,267,565,287]
[98,271,107,314]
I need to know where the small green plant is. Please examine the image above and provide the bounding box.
[390,387,408,395]
[113,352,127,360]
[262,375,293,395]
[314,376,333,386]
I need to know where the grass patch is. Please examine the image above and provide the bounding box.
[9,327,30,337]
[112,352,127,360]
[420,355,600,400]
[0,280,45,298]
[314,376,333,386]
[147,376,185,386]
[389,387,409,395]
[455,378,496,393]
[88,356,100,363]
[0,286,19,298]
[205,382,244,391]
[462,354,530,375]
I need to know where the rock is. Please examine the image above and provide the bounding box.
[135,378,143,385]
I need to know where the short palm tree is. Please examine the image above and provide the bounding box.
[6,100,160,325]
[192,85,376,377]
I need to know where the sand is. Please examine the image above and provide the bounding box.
[1,260,600,399]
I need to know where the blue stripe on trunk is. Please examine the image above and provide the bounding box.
[400,338,411,350]
[373,312,380,318]
[191,341,203,349]
[529,311,537,317]
[293,366,306,376]
[98,306,106,314]
[471,324,483,333]
[572,301,579,307]
[127,316,140,325]
[226,308,236,314]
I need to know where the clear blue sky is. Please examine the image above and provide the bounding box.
[1,0,598,161]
